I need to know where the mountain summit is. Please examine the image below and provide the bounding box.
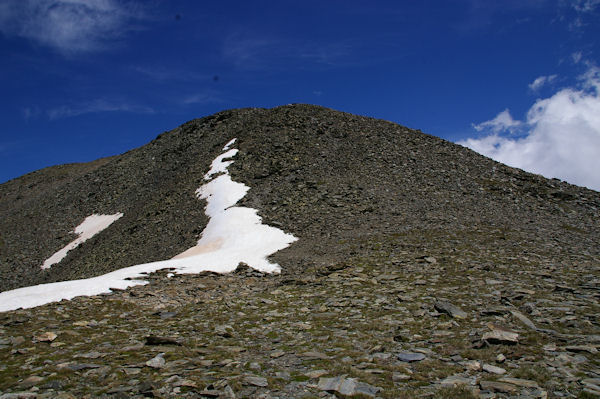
[0,104,599,398]
[2,104,597,293]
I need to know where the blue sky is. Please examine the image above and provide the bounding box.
[1,0,599,190]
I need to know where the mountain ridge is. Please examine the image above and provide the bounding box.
[2,104,598,293]
[0,104,599,398]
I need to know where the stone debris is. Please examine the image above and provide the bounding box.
[0,214,599,398]
[480,380,517,393]
[214,325,234,338]
[145,353,165,369]
[463,360,482,371]
[482,325,519,345]
[243,375,268,387]
[305,369,328,378]
[392,372,411,381]
[18,376,43,389]
[439,375,474,387]
[581,378,600,395]
[482,363,507,375]
[298,351,330,360]
[499,377,540,388]
[269,350,285,358]
[510,309,537,330]
[33,332,57,342]
[434,300,467,319]
[317,376,380,397]
[397,352,426,362]
[566,345,598,354]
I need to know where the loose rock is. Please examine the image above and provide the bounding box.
[317,376,380,397]
[145,353,165,369]
[244,376,268,387]
[434,300,467,319]
[397,352,426,362]
[480,380,517,393]
[34,332,57,342]
[482,328,518,345]
[482,363,506,375]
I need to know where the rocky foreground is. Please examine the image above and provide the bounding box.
[1,227,599,398]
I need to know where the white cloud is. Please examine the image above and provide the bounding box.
[572,51,583,64]
[47,99,154,119]
[180,88,225,106]
[459,67,600,191]
[528,74,557,92]
[573,0,600,12]
[472,109,523,134]
[221,32,359,71]
[222,35,278,69]
[132,66,210,82]
[0,0,142,54]
[568,0,600,31]
[22,106,41,120]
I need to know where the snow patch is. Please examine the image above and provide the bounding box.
[0,139,297,312]
[204,148,238,180]
[223,138,236,150]
[42,213,124,270]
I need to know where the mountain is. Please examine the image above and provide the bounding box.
[0,104,599,398]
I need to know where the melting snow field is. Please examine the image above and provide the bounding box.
[0,139,297,312]
[42,213,124,270]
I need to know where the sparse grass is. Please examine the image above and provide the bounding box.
[578,391,600,399]
[433,385,478,399]
[512,364,551,384]
[561,224,587,234]
[290,374,310,382]
[411,360,462,381]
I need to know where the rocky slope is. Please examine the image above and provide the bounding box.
[0,104,599,398]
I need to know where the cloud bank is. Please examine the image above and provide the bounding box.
[0,0,142,54]
[472,109,522,134]
[459,67,600,191]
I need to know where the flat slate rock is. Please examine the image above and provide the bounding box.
[499,377,539,388]
[397,352,426,362]
[510,309,536,330]
[298,351,331,360]
[482,329,519,345]
[480,380,517,393]
[145,353,165,369]
[243,376,268,387]
[482,363,506,375]
[317,376,380,397]
[434,300,467,319]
